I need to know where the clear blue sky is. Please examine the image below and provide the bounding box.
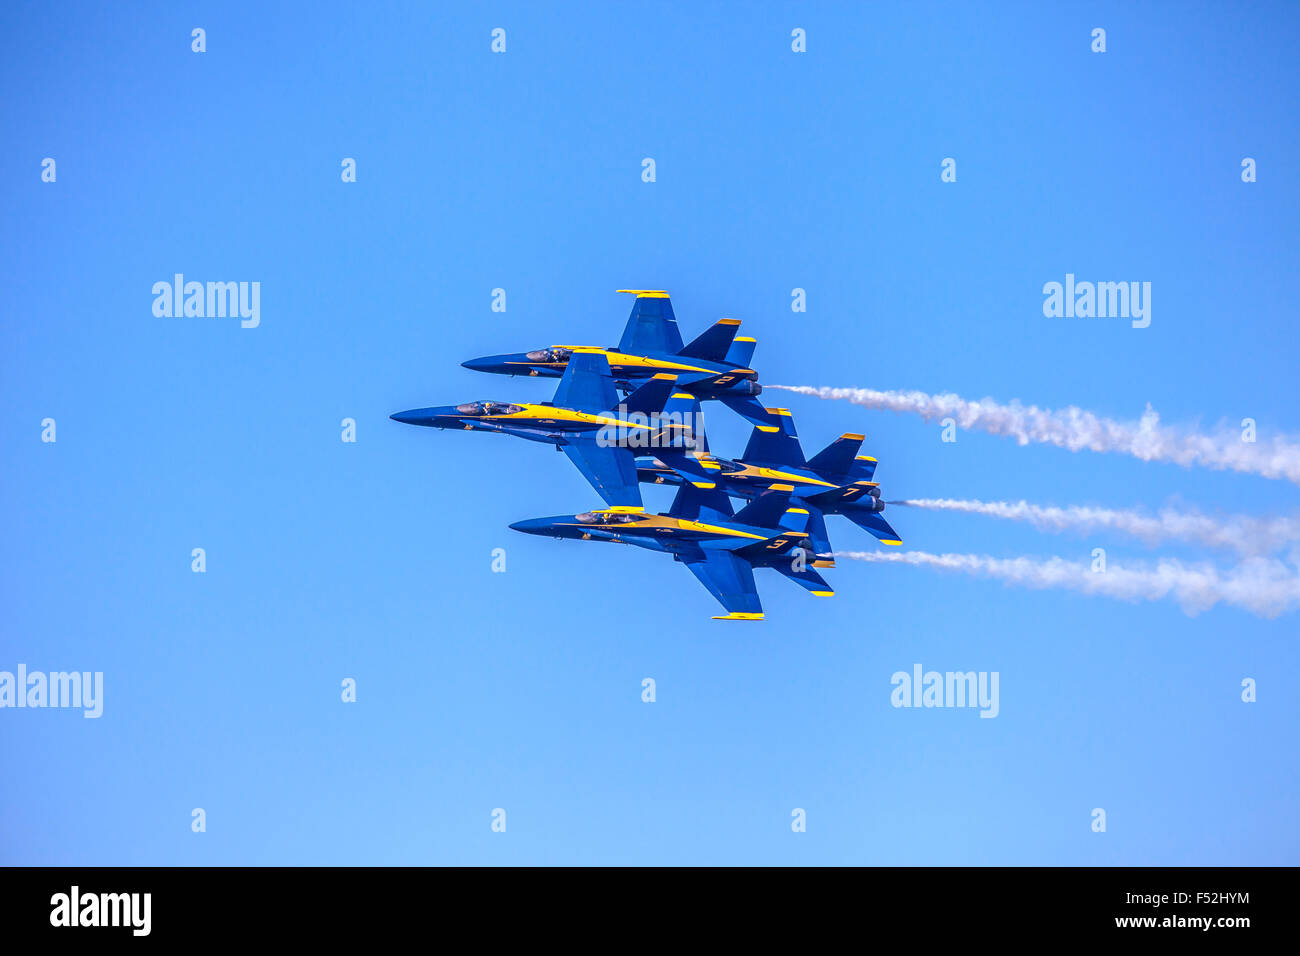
[2,1,1297,865]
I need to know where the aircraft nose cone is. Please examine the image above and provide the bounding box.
[390,408,433,426]
[461,356,498,373]
[509,518,547,535]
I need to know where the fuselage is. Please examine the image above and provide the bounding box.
[462,346,761,400]
[510,509,774,550]
[509,509,833,567]
[391,401,684,446]
[637,453,859,499]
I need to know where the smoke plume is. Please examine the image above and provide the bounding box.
[892,498,1300,556]
[836,548,1300,618]
[769,385,1300,485]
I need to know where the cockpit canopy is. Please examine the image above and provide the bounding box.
[455,401,524,416]
[575,511,644,525]
[524,347,572,364]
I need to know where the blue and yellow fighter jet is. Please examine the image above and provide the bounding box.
[460,290,772,427]
[390,352,691,509]
[634,400,902,556]
[509,483,834,620]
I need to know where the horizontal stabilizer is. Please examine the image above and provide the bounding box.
[772,561,834,597]
[679,318,742,362]
[843,509,903,546]
[806,433,865,480]
[716,393,773,429]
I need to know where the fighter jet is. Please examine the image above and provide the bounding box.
[509,483,834,620]
[634,399,902,556]
[460,290,771,427]
[390,352,691,509]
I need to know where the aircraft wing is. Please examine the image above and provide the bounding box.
[771,561,834,597]
[680,548,763,619]
[561,437,643,508]
[616,290,684,356]
[553,350,619,412]
[843,509,903,546]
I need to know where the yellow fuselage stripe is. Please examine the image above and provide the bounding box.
[502,347,733,376]
[481,403,687,431]
[559,514,768,540]
[641,458,838,490]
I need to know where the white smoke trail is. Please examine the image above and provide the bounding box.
[769,385,1300,485]
[892,498,1300,556]
[837,549,1300,619]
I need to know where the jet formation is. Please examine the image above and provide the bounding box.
[391,290,901,620]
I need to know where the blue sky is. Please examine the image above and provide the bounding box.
[2,1,1297,865]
